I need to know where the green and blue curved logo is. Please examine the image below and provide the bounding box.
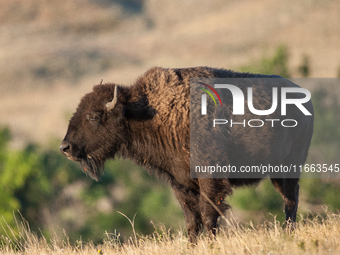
[197,82,222,115]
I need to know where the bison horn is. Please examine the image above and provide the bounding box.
[106,85,118,112]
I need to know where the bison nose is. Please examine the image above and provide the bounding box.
[60,141,71,156]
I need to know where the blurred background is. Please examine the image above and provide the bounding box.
[0,0,340,244]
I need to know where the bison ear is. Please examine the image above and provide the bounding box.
[106,85,118,112]
[124,98,157,120]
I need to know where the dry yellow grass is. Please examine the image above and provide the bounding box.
[1,211,340,255]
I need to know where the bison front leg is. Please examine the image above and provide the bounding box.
[199,196,219,238]
[172,185,202,244]
[198,179,231,238]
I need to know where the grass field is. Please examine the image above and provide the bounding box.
[1,211,339,254]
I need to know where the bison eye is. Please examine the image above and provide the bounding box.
[86,112,102,122]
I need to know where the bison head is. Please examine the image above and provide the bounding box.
[60,84,123,180]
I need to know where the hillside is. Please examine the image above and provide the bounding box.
[0,0,339,147]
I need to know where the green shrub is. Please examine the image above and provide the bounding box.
[240,45,290,78]
[0,126,183,244]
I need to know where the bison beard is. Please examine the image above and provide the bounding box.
[60,66,314,244]
[80,155,103,180]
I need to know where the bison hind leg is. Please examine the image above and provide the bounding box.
[273,125,312,228]
[271,178,299,227]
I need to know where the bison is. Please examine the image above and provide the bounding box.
[60,67,314,244]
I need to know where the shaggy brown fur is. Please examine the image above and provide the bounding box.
[60,67,314,244]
